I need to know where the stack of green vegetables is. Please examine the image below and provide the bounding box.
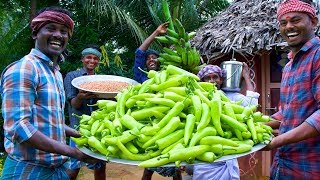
[154,0,200,71]
[72,65,273,168]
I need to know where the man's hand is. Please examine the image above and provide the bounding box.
[77,90,98,100]
[242,62,250,79]
[156,22,169,35]
[74,148,105,164]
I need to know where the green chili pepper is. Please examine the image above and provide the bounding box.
[91,110,108,121]
[72,113,91,124]
[102,128,138,145]
[125,141,139,154]
[80,124,91,130]
[184,114,196,145]
[234,139,254,146]
[210,144,223,155]
[257,133,264,143]
[101,129,110,137]
[241,131,252,139]
[252,111,262,122]
[223,130,233,139]
[191,95,202,122]
[261,115,270,122]
[140,125,160,136]
[198,82,215,92]
[120,114,145,130]
[125,93,157,108]
[189,126,217,147]
[200,136,239,147]
[159,70,168,83]
[79,128,91,137]
[222,144,252,155]
[166,65,200,81]
[196,152,217,162]
[138,145,210,168]
[148,129,185,150]
[142,116,181,149]
[194,89,210,105]
[138,78,155,94]
[107,145,119,155]
[131,106,170,121]
[87,100,117,110]
[88,136,108,155]
[90,120,101,136]
[149,75,188,92]
[161,138,184,155]
[116,139,151,161]
[157,102,184,128]
[211,94,224,137]
[145,97,175,108]
[138,134,153,143]
[235,114,246,122]
[71,137,88,147]
[163,87,187,96]
[220,114,248,132]
[241,106,252,118]
[197,103,211,131]
[247,117,258,144]
[103,118,117,136]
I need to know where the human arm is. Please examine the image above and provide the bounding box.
[139,22,169,51]
[65,125,81,137]
[242,62,254,91]
[23,130,98,163]
[64,72,97,109]
[264,122,319,150]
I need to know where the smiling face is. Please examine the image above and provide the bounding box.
[82,54,100,74]
[33,22,69,62]
[279,12,318,53]
[146,54,160,71]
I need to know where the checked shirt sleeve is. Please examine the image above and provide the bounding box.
[1,60,38,143]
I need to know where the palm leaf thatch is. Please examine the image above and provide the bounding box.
[192,0,320,60]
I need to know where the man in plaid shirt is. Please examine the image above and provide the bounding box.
[0,6,98,179]
[264,0,320,179]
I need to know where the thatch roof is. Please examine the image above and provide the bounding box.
[192,0,320,60]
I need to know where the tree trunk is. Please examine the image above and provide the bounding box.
[30,0,37,19]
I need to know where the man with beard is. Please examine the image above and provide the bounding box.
[134,22,168,83]
[263,0,320,179]
[64,45,106,180]
[134,22,182,180]
[0,6,99,179]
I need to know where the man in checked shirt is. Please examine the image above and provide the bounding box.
[264,0,320,179]
[0,6,99,179]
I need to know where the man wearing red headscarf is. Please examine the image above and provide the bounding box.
[0,6,99,179]
[264,0,320,179]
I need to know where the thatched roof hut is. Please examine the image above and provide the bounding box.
[192,0,320,61]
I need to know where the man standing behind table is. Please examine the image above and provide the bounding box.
[0,6,99,179]
[191,64,260,180]
[263,0,320,179]
[64,45,106,180]
[134,22,183,180]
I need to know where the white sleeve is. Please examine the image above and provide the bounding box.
[245,90,260,105]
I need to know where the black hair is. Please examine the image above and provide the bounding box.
[83,44,102,53]
[33,6,73,20]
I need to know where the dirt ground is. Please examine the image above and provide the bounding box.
[77,162,191,180]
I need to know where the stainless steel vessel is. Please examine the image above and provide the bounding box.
[220,60,243,90]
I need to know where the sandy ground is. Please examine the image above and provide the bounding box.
[77,162,192,180]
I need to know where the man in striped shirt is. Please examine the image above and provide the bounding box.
[0,6,98,179]
[264,0,320,179]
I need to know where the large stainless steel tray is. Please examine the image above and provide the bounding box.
[71,75,138,99]
[79,141,268,167]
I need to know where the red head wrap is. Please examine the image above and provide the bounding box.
[31,10,74,37]
[277,0,316,20]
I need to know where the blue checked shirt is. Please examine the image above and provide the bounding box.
[0,49,68,168]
